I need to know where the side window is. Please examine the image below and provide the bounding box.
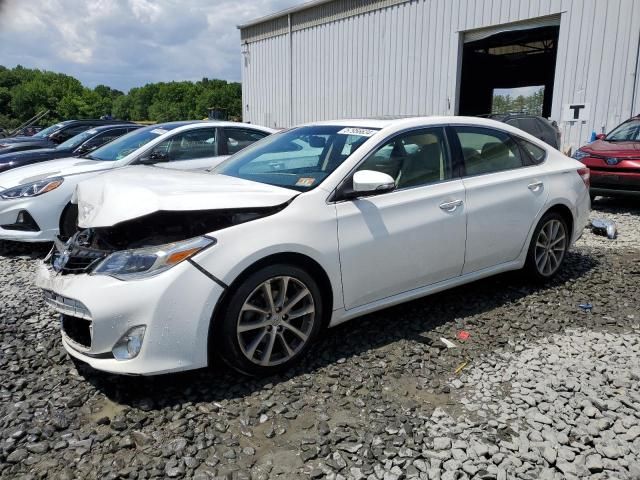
[225,128,269,155]
[358,128,450,189]
[84,129,126,149]
[149,128,217,161]
[56,125,89,142]
[518,138,546,165]
[454,127,523,176]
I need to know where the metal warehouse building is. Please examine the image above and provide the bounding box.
[238,0,640,151]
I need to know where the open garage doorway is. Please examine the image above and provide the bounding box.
[458,18,560,117]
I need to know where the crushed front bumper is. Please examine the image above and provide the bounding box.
[36,259,224,375]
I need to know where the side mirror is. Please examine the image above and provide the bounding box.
[139,151,169,164]
[352,170,395,195]
[595,133,606,140]
[76,144,97,154]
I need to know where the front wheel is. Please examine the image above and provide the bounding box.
[214,264,324,376]
[524,212,569,281]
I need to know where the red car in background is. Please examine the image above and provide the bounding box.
[573,115,640,199]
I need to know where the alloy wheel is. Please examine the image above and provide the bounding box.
[534,219,567,276]
[236,276,315,366]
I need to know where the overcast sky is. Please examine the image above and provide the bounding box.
[0,0,299,92]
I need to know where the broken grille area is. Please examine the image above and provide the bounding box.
[61,314,92,348]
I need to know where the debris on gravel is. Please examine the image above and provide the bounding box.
[1,200,639,479]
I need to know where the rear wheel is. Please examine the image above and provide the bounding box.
[59,203,78,239]
[525,212,569,281]
[215,264,323,376]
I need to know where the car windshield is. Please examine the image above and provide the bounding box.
[212,125,378,191]
[606,119,640,142]
[33,123,64,138]
[56,129,96,150]
[87,125,178,161]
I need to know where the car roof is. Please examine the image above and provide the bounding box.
[52,119,135,127]
[84,124,141,132]
[306,118,397,129]
[150,120,276,133]
[299,116,524,130]
[485,113,545,119]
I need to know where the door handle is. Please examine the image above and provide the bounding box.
[439,199,463,212]
[528,181,544,191]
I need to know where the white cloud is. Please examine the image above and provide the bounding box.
[0,0,299,90]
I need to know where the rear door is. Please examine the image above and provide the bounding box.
[451,125,549,274]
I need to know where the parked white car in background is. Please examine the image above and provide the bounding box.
[37,117,590,376]
[0,121,274,241]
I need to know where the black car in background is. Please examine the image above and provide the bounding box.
[486,113,561,149]
[0,124,140,173]
[0,119,134,154]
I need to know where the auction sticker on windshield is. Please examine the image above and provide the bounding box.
[295,177,316,187]
[150,128,168,135]
[337,127,377,137]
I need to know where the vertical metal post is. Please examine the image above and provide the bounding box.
[631,26,640,117]
[288,13,293,127]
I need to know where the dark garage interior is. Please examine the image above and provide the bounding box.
[458,25,560,117]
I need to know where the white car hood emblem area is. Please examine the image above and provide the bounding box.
[75,166,299,228]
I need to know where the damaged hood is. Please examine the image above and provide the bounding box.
[76,165,299,227]
[0,156,113,190]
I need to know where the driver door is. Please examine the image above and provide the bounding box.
[335,128,467,310]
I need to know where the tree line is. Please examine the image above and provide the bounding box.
[0,65,242,129]
[492,88,544,116]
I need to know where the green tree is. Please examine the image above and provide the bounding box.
[0,65,244,128]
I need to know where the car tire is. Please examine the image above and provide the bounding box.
[59,203,79,240]
[214,264,324,376]
[524,211,569,281]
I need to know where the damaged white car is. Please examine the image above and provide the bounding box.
[36,117,590,376]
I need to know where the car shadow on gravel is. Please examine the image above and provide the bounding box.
[592,196,640,215]
[74,249,599,409]
[0,240,51,259]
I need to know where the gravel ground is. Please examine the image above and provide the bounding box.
[1,199,639,480]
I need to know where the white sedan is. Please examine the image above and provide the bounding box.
[36,117,590,376]
[0,121,274,242]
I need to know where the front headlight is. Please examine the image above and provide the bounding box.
[92,236,215,280]
[572,149,589,161]
[0,177,64,199]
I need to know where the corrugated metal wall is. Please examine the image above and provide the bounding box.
[242,34,290,128]
[241,0,640,150]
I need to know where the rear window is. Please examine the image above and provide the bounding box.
[518,139,546,165]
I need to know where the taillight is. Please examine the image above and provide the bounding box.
[577,167,590,188]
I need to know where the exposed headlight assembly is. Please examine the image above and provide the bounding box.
[0,177,64,199]
[92,236,215,280]
[571,149,589,161]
